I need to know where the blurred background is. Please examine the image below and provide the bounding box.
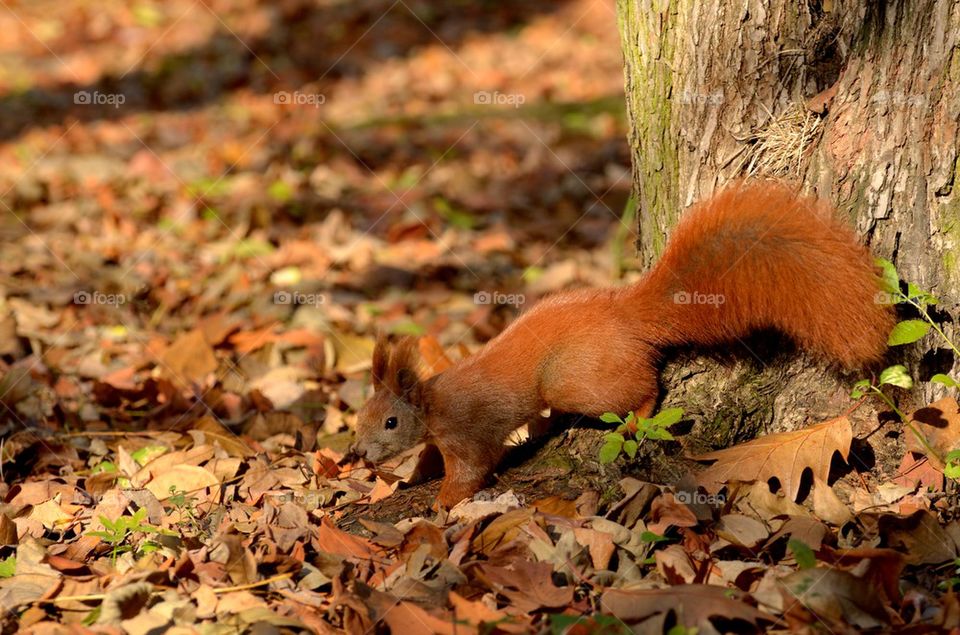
[0,0,632,440]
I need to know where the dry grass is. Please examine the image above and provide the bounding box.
[733,103,825,178]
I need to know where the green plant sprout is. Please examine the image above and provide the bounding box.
[853,258,960,465]
[167,486,203,536]
[86,508,173,564]
[598,407,683,464]
[938,558,960,592]
[876,257,958,386]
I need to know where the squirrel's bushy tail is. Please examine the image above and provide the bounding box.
[636,180,894,367]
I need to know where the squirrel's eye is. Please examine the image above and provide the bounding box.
[384,416,398,430]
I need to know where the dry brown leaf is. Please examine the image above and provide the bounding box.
[766,517,829,551]
[714,514,768,550]
[876,510,958,564]
[189,417,254,457]
[647,493,698,535]
[315,518,380,561]
[417,335,454,376]
[381,601,455,635]
[331,333,375,374]
[654,544,697,584]
[893,452,943,491]
[907,397,960,469]
[572,527,616,570]
[144,464,220,501]
[470,508,534,555]
[449,591,528,633]
[695,416,852,501]
[474,559,573,612]
[160,329,218,387]
[601,585,774,630]
[780,568,887,630]
[740,481,809,518]
[812,477,853,525]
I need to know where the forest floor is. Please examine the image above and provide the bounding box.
[1,0,959,633]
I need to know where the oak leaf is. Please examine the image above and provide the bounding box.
[694,416,852,501]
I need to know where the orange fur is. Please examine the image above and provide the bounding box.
[352,181,895,508]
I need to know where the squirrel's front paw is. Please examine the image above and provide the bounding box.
[435,479,479,510]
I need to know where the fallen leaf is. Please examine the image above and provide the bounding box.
[160,329,218,388]
[474,559,572,612]
[144,464,220,500]
[780,568,888,630]
[449,491,522,523]
[695,416,852,501]
[601,585,774,630]
[714,514,768,550]
[812,477,853,525]
[907,398,960,469]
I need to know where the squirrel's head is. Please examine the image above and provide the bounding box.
[351,336,427,464]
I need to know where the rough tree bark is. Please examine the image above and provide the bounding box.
[617,0,960,452]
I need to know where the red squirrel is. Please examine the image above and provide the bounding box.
[351,181,895,508]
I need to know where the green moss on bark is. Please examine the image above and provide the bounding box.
[617,0,683,265]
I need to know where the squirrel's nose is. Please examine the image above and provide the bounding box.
[350,444,366,458]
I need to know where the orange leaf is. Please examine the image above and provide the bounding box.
[694,416,852,501]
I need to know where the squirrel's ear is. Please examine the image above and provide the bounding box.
[389,336,422,405]
[371,335,390,392]
[396,368,422,406]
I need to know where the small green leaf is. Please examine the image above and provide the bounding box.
[390,321,426,336]
[640,530,669,543]
[888,319,931,346]
[649,407,684,427]
[646,428,676,441]
[599,440,623,464]
[945,450,960,479]
[875,257,900,294]
[522,266,544,283]
[879,365,914,389]
[599,412,623,424]
[231,238,275,260]
[130,445,167,467]
[932,374,959,388]
[0,556,15,578]
[92,461,117,475]
[603,432,626,444]
[267,180,295,203]
[850,379,871,399]
[788,538,817,569]
[623,439,638,459]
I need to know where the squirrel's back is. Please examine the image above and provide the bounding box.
[635,181,894,366]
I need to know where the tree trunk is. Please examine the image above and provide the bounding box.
[617,0,960,451]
